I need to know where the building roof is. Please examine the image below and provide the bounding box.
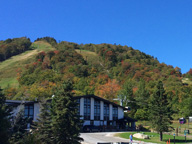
[5,100,35,106]
[6,95,128,110]
[74,94,128,110]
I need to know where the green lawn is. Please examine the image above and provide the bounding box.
[116,132,192,144]
[136,120,192,135]
[171,121,192,136]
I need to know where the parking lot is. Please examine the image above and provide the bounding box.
[80,132,156,144]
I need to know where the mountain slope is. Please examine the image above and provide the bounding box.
[2,37,192,120]
[0,41,55,88]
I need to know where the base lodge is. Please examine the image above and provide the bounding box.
[6,95,137,131]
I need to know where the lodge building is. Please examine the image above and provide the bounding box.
[6,95,137,131]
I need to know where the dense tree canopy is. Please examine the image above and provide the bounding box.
[1,37,192,120]
[0,37,31,61]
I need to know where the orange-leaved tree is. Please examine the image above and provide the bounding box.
[95,79,121,101]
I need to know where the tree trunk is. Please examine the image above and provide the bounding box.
[160,131,163,141]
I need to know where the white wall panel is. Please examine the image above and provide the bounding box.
[118,107,124,119]
[34,103,40,121]
[109,104,113,120]
[91,98,94,120]
[100,101,104,120]
[80,98,84,119]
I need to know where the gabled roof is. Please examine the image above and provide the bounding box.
[5,100,35,106]
[74,94,128,110]
[6,95,128,110]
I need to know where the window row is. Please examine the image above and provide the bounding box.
[83,98,118,120]
[24,105,34,119]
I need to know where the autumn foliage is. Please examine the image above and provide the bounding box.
[2,37,192,120]
[95,79,121,101]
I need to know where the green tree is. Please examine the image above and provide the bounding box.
[149,81,172,141]
[51,81,83,144]
[21,133,41,144]
[33,99,52,144]
[118,79,136,117]
[0,88,12,144]
[10,108,29,144]
[135,79,149,120]
[180,97,192,118]
[135,79,149,106]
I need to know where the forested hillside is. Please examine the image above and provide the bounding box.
[0,37,55,88]
[1,37,192,120]
[0,37,31,61]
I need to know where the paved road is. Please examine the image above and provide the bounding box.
[80,132,156,144]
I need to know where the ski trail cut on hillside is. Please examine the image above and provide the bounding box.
[0,49,39,69]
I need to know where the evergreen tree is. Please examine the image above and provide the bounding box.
[149,81,172,141]
[33,99,52,144]
[0,88,12,144]
[10,108,29,144]
[51,81,83,144]
[135,79,149,120]
[21,132,41,144]
[135,79,149,106]
[118,79,136,117]
[118,79,134,106]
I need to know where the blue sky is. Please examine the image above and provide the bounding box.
[0,0,192,73]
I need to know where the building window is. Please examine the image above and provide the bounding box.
[76,98,80,115]
[94,100,100,120]
[90,120,94,125]
[113,106,118,120]
[24,105,34,119]
[84,98,90,120]
[104,103,109,121]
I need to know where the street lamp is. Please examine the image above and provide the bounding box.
[173,133,175,144]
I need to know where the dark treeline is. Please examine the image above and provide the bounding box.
[34,37,57,47]
[0,37,31,61]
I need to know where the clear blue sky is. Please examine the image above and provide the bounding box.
[0,0,192,73]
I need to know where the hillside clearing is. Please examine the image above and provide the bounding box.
[75,49,100,64]
[0,41,55,88]
[182,78,192,85]
[0,49,38,70]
